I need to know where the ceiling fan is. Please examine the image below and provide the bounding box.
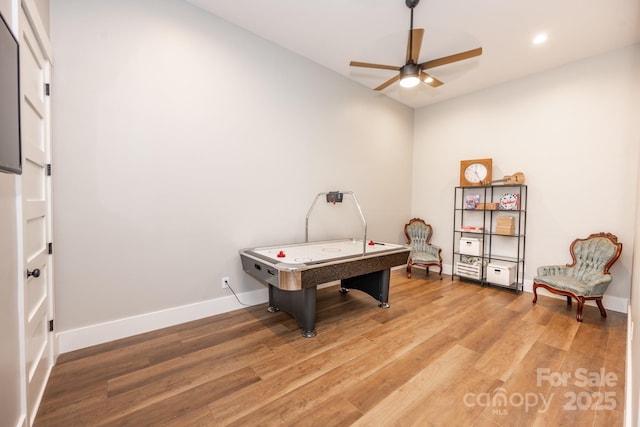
[349,0,482,91]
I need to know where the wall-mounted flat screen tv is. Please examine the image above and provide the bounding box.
[0,10,21,175]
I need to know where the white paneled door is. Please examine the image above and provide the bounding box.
[20,1,53,424]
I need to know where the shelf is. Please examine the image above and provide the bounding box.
[455,230,523,237]
[456,208,526,213]
[453,251,488,256]
[486,255,522,263]
[485,281,520,291]
[456,184,527,189]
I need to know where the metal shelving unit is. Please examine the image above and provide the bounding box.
[452,185,527,292]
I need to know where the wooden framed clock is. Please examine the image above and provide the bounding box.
[460,158,492,186]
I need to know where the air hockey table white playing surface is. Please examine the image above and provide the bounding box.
[249,239,406,265]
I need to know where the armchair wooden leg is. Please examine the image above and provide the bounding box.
[406,263,412,279]
[532,283,538,303]
[566,296,572,306]
[596,299,607,318]
[576,296,585,322]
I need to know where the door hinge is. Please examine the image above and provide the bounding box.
[48,242,53,254]
[48,319,54,332]
[47,164,51,176]
[45,83,50,96]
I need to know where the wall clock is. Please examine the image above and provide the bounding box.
[460,158,492,186]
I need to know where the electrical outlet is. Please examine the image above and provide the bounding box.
[221,277,229,289]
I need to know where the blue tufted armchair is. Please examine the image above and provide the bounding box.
[404,218,443,279]
[532,232,622,322]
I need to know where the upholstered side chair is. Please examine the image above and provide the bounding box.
[404,218,443,279]
[532,232,622,322]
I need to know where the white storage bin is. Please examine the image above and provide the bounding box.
[459,237,483,256]
[487,262,516,286]
[456,262,483,280]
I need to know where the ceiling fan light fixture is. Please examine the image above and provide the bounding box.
[400,76,420,88]
[399,63,420,88]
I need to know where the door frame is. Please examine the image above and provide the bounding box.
[17,0,54,425]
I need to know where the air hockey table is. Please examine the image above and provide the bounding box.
[239,238,410,337]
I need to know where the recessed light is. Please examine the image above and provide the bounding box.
[532,33,548,45]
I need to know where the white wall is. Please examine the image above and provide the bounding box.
[413,45,640,308]
[50,0,414,338]
[0,3,25,427]
[0,171,22,425]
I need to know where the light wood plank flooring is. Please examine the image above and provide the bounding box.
[35,270,626,426]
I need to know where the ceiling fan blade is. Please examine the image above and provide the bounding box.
[419,47,483,70]
[406,28,424,63]
[420,72,444,87]
[374,74,400,91]
[349,61,401,71]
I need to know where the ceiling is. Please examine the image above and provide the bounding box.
[185,0,640,108]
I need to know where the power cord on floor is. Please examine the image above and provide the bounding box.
[224,279,251,307]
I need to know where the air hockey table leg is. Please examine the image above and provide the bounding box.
[340,268,391,308]
[268,285,317,338]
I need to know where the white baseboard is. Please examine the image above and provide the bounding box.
[57,267,408,354]
[56,288,269,354]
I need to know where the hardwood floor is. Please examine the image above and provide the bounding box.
[34,270,626,426]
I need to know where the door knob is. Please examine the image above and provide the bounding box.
[27,268,40,278]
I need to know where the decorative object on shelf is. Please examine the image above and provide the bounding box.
[477,202,499,210]
[532,232,622,322]
[461,255,487,266]
[403,218,443,279]
[455,262,483,280]
[465,194,480,209]
[460,225,484,232]
[495,216,515,235]
[487,262,516,286]
[460,158,492,186]
[490,172,525,185]
[459,236,483,256]
[499,193,520,210]
[456,256,488,280]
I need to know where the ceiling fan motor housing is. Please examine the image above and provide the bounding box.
[400,62,419,78]
[405,0,420,9]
